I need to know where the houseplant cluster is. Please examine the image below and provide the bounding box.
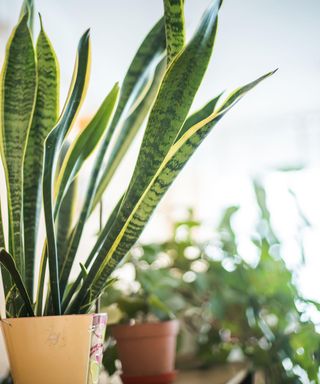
[102,182,320,382]
[0,0,274,382]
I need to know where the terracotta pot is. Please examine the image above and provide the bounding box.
[1,313,107,384]
[112,320,179,384]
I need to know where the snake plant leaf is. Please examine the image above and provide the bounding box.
[175,94,222,142]
[61,194,124,312]
[0,249,34,316]
[57,85,119,296]
[56,177,77,270]
[57,20,165,295]
[23,19,60,297]
[92,93,219,220]
[0,201,12,298]
[117,0,220,233]
[20,0,34,32]
[42,29,91,315]
[0,14,37,275]
[54,83,119,217]
[65,1,221,313]
[66,71,275,312]
[55,143,71,270]
[109,18,166,137]
[163,0,185,64]
[89,19,167,214]
[91,57,166,211]
[0,203,5,251]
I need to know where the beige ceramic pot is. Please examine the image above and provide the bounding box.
[112,319,179,384]
[1,313,107,384]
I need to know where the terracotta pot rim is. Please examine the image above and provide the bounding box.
[113,319,178,328]
[112,319,179,340]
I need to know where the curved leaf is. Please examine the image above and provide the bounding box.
[0,14,37,275]
[23,19,60,297]
[175,93,222,142]
[0,249,34,316]
[42,29,91,315]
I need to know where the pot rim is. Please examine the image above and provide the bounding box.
[112,319,179,340]
[0,312,107,322]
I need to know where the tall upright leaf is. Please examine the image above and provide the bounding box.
[56,19,166,297]
[100,1,221,266]
[42,30,91,315]
[54,83,119,217]
[163,0,185,64]
[66,0,222,312]
[56,180,77,270]
[55,143,77,270]
[89,19,166,213]
[67,72,275,313]
[0,14,37,276]
[23,19,59,298]
[108,18,166,137]
[57,85,119,296]
[91,58,166,211]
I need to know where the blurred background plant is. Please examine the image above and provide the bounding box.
[101,181,320,383]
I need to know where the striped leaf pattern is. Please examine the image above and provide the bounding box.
[163,0,185,64]
[23,21,59,297]
[119,1,220,224]
[0,14,37,276]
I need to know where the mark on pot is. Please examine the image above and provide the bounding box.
[45,329,66,347]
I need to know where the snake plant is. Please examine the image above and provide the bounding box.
[0,0,275,317]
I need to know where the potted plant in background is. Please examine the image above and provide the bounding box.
[102,181,320,383]
[0,0,275,382]
[102,261,180,384]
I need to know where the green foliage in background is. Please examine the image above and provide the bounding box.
[0,0,274,317]
[102,183,320,383]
